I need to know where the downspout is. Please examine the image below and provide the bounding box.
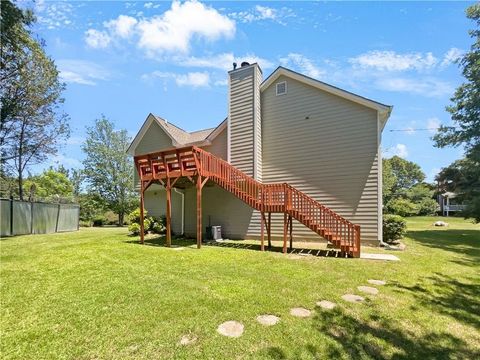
[173,188,185,235]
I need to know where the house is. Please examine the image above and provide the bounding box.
[128,63,392,255]
[437,192,466,216]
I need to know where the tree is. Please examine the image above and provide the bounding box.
[383,156,437,217]
[434,3,480,221]
[1,1,70,200]
[82,116,136,225]
[23,169,74,201]
[386,156,425,196]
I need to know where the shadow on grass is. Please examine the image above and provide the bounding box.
[307,305,479,359]
[407,229,479,262]
[260,304,479,359]
[125,235,345,257]
[392,273,480,329]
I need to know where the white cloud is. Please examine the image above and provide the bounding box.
[105,15,138,38]
[144,2,153,9]
[85,29,111,49]
[441,47,463,67]
[176,52,274,71]
[57,60,110,86]
[136,0,235,55]
[384,144,408,159]
[376,77,453,98]
[427,117,441,133]
[230,5,294,25]
[143,71,210,88]
[86,1,235,55]
[349,50,438,72]
[35,0,75,30]
[279,53,324,78]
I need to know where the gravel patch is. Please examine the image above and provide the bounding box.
[179,334,197,346]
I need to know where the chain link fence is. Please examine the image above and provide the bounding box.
[0,199,79,237]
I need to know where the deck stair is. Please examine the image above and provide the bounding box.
[135,146,360,257]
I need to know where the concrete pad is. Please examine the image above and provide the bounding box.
[217,321,244,338]
[179,334,197,346]
[341,294,365,303]
[290,307,312,317]
[360,253,400,261]
[368,279,386,286]
[256,315,280,326]
[316,300,336,310]
[357,286,379,295]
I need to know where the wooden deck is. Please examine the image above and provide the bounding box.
[134,146,361,257]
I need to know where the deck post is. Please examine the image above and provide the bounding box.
[165,178,172,247]
[283,212,287,254]
[196,174,202,248]
[267,212,272,248]
[289,215,293,250]
[260,211,265,251]
[139,181,145,245]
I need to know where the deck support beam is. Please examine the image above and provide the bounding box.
[196,174,208,248]
[267,212,272,248]
[289,215,293,250]
[260,211,265,251]
[283,212,288,254]
[165,179,172,247]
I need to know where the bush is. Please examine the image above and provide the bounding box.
[386,198,418,217]
[128,218,151,235]
[92,217,105,227]
[127,208,153,235]
[79,220,92,227]
[150,218,166,234]
[383,214,407,244]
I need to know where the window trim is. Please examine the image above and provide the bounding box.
[276,81,287,96]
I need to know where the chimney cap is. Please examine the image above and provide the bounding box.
[241,61,250,67]
[233,62,237,70]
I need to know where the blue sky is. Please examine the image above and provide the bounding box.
[24,0,474,182]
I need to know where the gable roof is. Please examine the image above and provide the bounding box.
[127,113,226,155]
[260,66,393,123]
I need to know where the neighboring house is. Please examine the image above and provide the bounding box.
[128,63,392,246]
[437,192,466,216]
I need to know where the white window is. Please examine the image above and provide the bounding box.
[276,81,287,96]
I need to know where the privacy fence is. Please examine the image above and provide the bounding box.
[0,199,79,237]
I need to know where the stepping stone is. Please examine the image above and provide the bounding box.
[316,300,336,310]
[357,286,379,295]
[368,279,386,286]
[179,334,197,346]
[256,315,280,326]
[341,294,364,303]
[217,321,244,338]
[290,307,311,317]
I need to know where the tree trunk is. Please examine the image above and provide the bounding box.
[118,212,124,227]
[18,170,23,200]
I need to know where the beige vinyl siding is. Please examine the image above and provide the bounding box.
[144,184,183,235]
[229,66,255,177]
[134,119,174,186]
[184,184,253,239]
[202,127,227,160]
[253,66,262,181]
[261,75,380,243]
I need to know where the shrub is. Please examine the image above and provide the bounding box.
[127,208,153,235]
[92,217,105,227]
[386,198,418,217]
[79,220,92,227]
[383,214,407,244]
[150,218,166,234]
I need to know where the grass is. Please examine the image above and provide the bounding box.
[1,216,479,359]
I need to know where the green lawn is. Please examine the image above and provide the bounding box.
[1,217,479,359]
